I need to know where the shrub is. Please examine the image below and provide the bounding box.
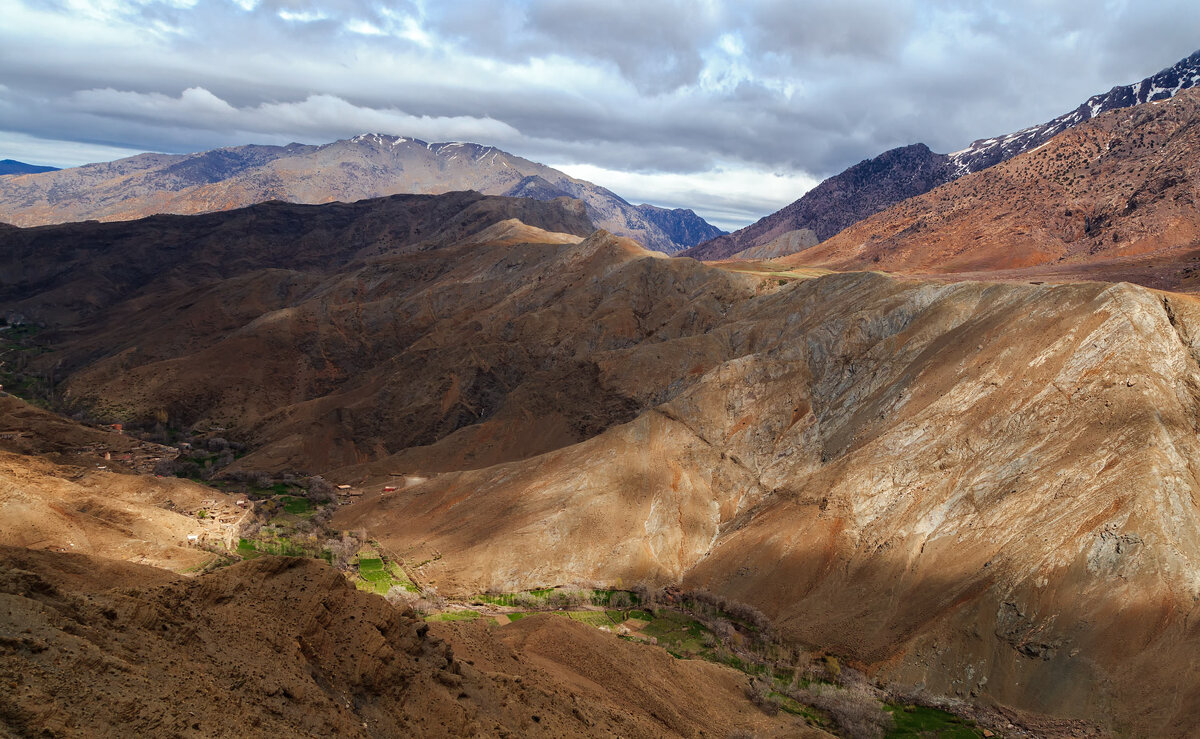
[304,475,335,503]
[744,677,779,716]
[788,683,893,739]
[324,534,360,570]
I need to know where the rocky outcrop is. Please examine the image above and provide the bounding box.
[682,144,953,260]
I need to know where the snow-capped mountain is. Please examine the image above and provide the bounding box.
[950,49,1200,174]
[685,49,1200,261]
[0,133,722,252]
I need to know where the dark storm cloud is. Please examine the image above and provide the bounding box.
[1,0,1199,228]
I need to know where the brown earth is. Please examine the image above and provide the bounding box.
[334,271,1200,736]
[10,186,1200,733]
[783,89,1200,284]
[0,547,819,738]
[0,195,750,476]
[0,395,242,571]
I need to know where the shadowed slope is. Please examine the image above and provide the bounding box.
[336,271,1200,735]
[0,548,818,738]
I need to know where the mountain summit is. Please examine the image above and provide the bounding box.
[686,48,1200,261]
[0,133,722,253]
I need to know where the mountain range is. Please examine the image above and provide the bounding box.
[685,48,1200,261]
[5,177,1200,732]
[0,134,722,253]
[9,44,1200,739]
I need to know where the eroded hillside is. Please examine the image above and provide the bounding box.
[6,190,1200,734]
[335,271,1200,736]
[0,548,813,737]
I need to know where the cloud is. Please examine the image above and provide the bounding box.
[1,0,1199,229]
[553,162,820,232]
[59,87,521,145]
[0,130,146,168]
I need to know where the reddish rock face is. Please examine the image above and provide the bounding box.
[686,49,1200,264]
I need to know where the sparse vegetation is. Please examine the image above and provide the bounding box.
[425,583,986,737]
[425,610,480,622]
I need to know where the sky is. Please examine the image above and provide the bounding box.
[1,1,1199,230]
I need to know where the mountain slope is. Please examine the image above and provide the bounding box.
[334,270,1200,736]
[0,192,749,475]
[784,87,1200,277]
[0,395,243,570]
[633,202,726,247]
[10,182,1200,732]
[0,159,58,176]
[0,134,720,252]
[684,144,953,260]
[948,48,1200,174]
[685,48,1200,261]
[0,548,810,737]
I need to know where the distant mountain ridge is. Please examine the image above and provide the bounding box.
[782,86,1200,285]
[0,159,59,176]
[685,48,1200,261]
[0,133,721,253]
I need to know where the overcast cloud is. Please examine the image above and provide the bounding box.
[1,0,1198,229]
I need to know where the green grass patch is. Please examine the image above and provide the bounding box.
[639,610,711,654]
[352,557,416,595]
[566,611,617,627]
[236,536,310,558]
[771,693,824,724]
[627,609,653,621]
[236,538,261,559]
[885,704,983,738]
[426,610,481,622]
[280,495,311,515]
[506,612,530,621]
[528,587,555,598]
[388,562,418,591]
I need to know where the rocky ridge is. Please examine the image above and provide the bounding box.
[784,87,1200,279]
[685,48,1200,261]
